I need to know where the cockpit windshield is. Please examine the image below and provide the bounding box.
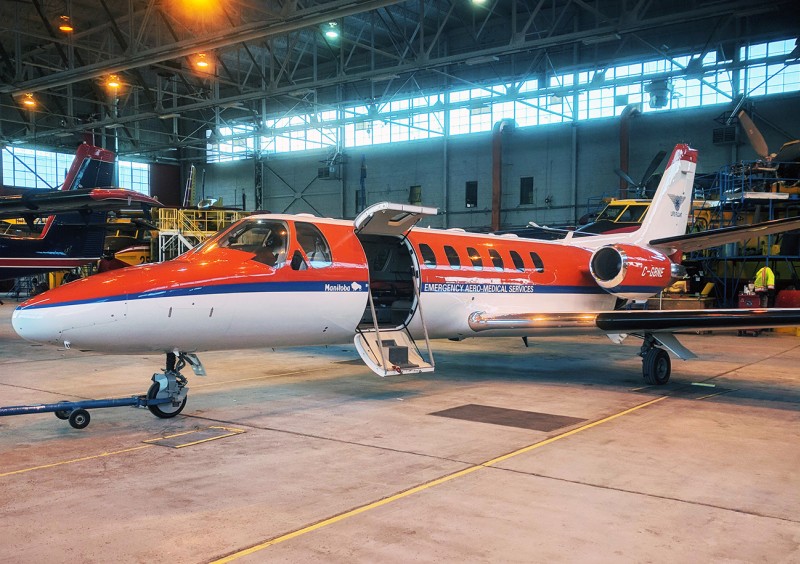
[188,218,288,266]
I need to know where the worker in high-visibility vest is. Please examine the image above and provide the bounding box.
[754,265,775,307]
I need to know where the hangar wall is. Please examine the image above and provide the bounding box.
[200,94,800,229]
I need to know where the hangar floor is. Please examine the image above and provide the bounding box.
[1,302,799,563]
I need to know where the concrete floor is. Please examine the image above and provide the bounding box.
[1,301,799,563]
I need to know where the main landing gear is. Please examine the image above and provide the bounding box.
[639,333,671,385]
[0,351,200,429]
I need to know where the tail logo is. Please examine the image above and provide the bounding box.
[668,194,686,217]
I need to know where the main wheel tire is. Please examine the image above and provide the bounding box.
[146,382,187,419]
[68,409,91,429]
[642,348,671,385]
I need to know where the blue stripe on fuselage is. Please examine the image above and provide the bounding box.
[17,280,662,310]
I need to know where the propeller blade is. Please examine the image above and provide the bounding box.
[738,110,770,159]
[773,140,800,163]
[614,168,638,187]
[640,150,667,186]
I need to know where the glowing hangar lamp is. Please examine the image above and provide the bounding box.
[323,22,339,39]
[195,53,209,68]
[106,74,121,89]
[22,93,36,108]
[58,15,74,33]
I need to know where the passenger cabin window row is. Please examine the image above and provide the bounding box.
[418,243,545,273]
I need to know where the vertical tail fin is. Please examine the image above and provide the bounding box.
[60,144,115,191]
[624,144,697,246]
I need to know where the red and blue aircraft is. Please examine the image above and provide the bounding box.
[11,144,800,420]
[0,143,161,280]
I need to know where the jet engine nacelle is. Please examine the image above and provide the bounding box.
[589,244,673,300]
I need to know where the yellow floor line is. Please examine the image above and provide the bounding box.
[211,395,667,563]
[0,444,153,478]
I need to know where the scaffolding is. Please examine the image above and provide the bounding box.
[156,208,248,262]
[687,161,800,305]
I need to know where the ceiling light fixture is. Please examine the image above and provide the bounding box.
[105,74,121,89]
[323,22,339,39]
[581,33,621,46]
[195,53,209,68]
[465,55,499,66]
[58,15,74,33]
[22,93,36,108]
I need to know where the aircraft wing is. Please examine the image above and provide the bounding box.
[469,308,800,362]
[468,308,800,334]
[0,188,162,220]
[649,216,800,253]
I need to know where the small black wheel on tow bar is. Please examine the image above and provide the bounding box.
[642,348,671,385]
[146,382,187,419]
[68,409,91,429]
[54,400,74,420]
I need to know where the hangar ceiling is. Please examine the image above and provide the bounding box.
[0,0,796,161]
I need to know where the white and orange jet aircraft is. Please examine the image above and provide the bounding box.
[11,144,800,418]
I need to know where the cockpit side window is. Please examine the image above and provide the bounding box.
[217,219,288,267]
[295,222,332,268]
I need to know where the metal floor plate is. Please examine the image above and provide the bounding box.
[144,426,246,449]
[430,404,586,432]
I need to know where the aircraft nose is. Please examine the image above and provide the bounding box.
[12,300,65,346]
[11,269,134,348]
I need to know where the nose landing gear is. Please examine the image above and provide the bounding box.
[0,351,202,429]
[146,352,190,418]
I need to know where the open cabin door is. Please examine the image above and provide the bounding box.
[354,202,438,377]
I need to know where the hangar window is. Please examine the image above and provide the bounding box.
[467,247,483,270]
[530,252,545,273]
[488,248,504,271]
[419,243,436,267]
[465,181,478,208]
[510,250,525,271]
[295,222,332,268]
[444,245,461,269]
[520,177,534,205]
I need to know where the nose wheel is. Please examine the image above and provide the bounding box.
[146,352,189,419]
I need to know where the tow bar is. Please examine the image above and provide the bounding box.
[0,394,176,429]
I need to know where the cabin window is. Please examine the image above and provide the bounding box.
[295,222,332,268]
[510,250,525,271]
[520,176,534,205]
[444,245,461,269]
[529,252,544,273]
[467,247,483,270]
[419,243,436,267]
[488,248,504,271]
[465,181,478,208]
